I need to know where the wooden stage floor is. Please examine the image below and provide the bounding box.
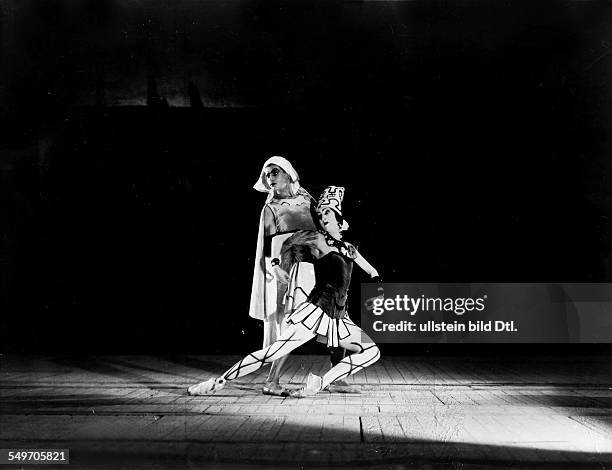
[1,354,611,469]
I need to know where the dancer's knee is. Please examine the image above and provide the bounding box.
[364,344,381,364]
[261,344,291,364]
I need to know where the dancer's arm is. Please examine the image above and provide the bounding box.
[279,230,320,274]
[262,205,289,283]
[270,233,293,284]
[353,250,379,279]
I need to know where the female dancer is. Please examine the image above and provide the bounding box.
[250,157,346,395]
[190,186,381,397]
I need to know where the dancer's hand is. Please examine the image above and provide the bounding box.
[364,285,385,312]
[272,266,290,284]
[353,251,379,279]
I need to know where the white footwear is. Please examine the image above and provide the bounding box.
[289,373,322,398]
[188,378,225,396]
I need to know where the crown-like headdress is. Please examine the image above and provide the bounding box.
[317,186,349,230]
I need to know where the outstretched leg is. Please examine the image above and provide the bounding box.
[290,323,380,397]
[188,322,315,395]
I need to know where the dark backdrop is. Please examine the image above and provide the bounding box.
[1,0,611,354]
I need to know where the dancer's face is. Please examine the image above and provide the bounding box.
[318,207,342,239]
[265,165,291,194]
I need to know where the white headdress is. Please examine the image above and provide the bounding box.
[253,156,301,201]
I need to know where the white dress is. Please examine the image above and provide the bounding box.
[249,191,317,347]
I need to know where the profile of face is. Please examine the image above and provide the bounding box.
[265,164,291,194]
[318,207,342,237]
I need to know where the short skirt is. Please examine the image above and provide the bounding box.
[286,302,356,348]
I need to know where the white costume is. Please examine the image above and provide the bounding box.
[249,156,317,347]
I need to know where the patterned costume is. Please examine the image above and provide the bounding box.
[189,187,381,397]
[285,251,356,348]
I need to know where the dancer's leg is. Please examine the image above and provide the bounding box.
[188,322,315,395]
[262,315,279,350]
[264,312,289,389]
[223,322,315,380]
[266,355,288,385]
[267,262,315,386]
[326,346,353,390]
[321,327,380,390]
[289,324,380,397]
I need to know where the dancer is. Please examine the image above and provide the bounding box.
[250,157,349,395]
[189,186,381,397]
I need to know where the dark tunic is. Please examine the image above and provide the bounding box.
[308,251,354,320]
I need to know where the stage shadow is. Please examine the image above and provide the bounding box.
[2,430,609,470]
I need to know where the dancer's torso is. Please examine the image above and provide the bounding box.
[308,251,353,319]
[268,196,316,234]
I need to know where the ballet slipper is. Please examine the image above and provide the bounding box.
[188,378,225,396]
[327,379,359,394]
[262,381,288,396]
[289,373,322,398]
